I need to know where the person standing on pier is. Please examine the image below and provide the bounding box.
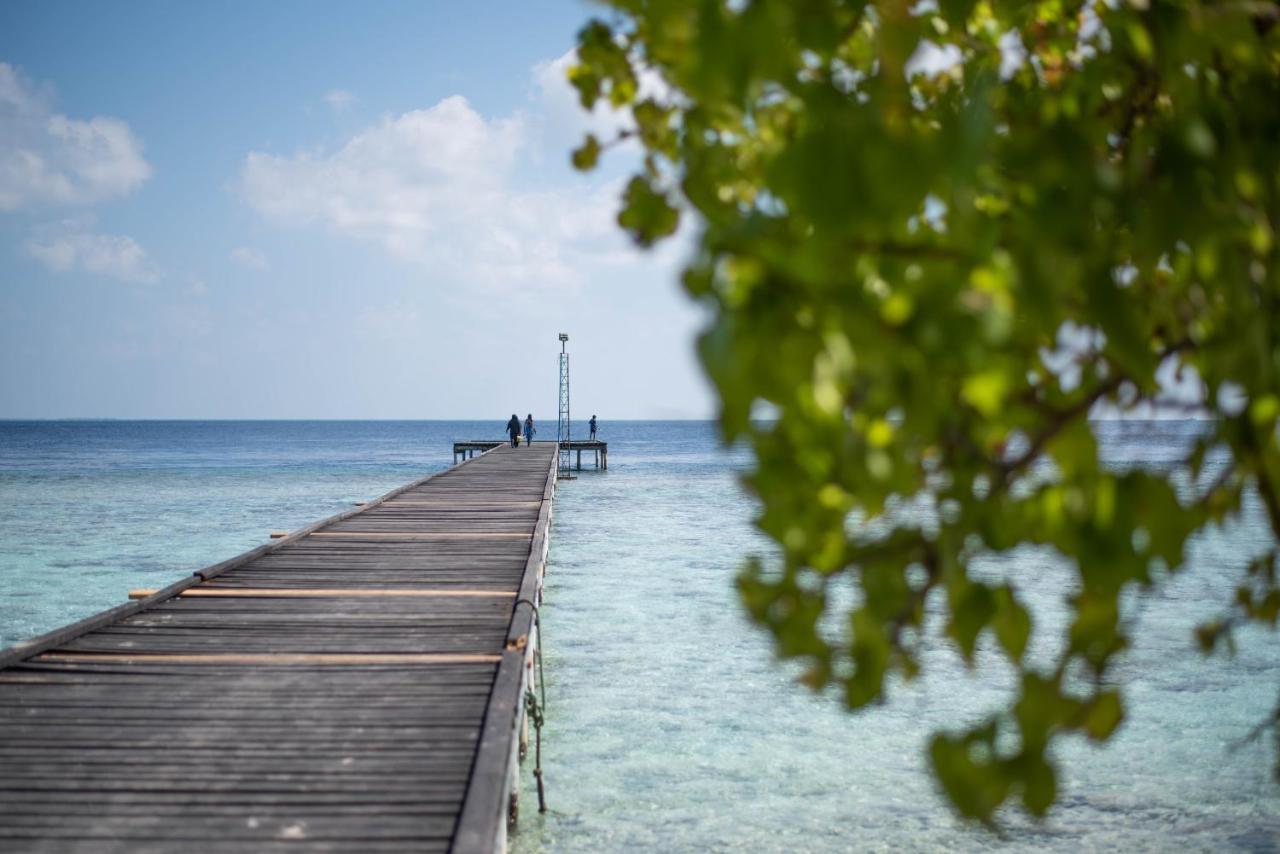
[589,415,598,440]
[506,414,521,448]
[524,414,536,447]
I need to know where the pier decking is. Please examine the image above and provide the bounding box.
[0,443,557,853]
[454,439,606,470]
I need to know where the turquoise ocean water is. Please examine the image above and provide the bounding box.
[0,420,1276,851]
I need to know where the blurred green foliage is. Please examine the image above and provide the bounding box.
[572,0,1280,822]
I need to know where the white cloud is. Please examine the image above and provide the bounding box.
[26,218,159,283]
[324,89,355,112]
[0,62,151,210]
[231,246,269,270]
[240,92,629,288]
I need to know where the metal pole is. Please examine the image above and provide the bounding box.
[557,334,574,479]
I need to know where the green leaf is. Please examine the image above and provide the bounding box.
[1021,754,1057,816]
[929,729,1007,824]
[845,608,891,708]
[1082,691,1124,742]
[992,586,1031,663]
[617,176,679,247]
[948,580,996,664]
[572,134,601,171]
[961,369,1008,418]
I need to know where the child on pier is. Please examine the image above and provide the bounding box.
[524,414,536,447]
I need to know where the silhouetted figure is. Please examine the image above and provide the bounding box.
[506,414,521,448]
[589,415,598,440]
[524,414,536,447]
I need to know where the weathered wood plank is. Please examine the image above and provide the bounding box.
[0,442,559,853]
[36,653,505,665]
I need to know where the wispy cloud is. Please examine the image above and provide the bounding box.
[323,89,355,112]
[0,62,151,210]
[25,218,159,283]
[230,246,269,271]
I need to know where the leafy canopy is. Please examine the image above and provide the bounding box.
[572,0,1280,823]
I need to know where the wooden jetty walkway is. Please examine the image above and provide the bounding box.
[454,439,606,470]
[0,443,558,853]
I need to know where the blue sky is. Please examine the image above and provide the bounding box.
[0,1,711,419]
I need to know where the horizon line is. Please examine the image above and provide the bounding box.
[0,416,720,422]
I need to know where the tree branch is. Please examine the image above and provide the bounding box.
[995,339,1193,487]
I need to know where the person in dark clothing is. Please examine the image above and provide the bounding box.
[523,414,536,447]
[589,415,598,440]
[506,414,521,448]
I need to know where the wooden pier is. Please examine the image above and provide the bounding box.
[454,439,606,470]
[0,443,558,853]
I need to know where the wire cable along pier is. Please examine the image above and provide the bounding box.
[0,443,558,853]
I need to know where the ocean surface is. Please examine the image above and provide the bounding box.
[0,420,1277,851]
